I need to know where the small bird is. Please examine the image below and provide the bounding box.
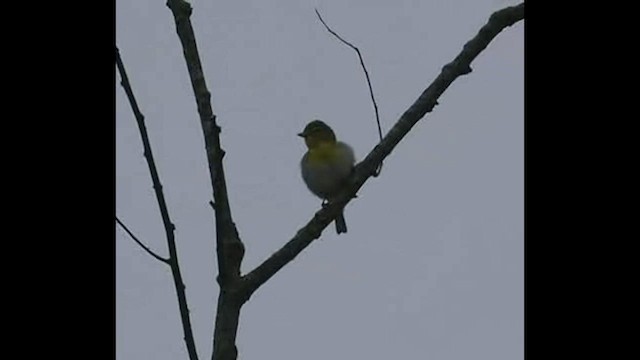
[298,120,355,234]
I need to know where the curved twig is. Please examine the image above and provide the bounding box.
[315,9,384,176]
[116,216,170,264]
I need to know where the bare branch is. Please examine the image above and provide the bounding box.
[115,216,170,264]
[315,9,384,176]
[115,47,176,244]
[243,2,525,299]
[116,45,199,360]
[165,0,245,286]
[164,1,245,360]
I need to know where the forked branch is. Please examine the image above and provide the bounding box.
[165,1,245,360]
[116,46,200,360]
[124,2,524,360]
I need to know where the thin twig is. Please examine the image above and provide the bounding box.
[243,2,525,299]
[315,9,384,176]
[116,44,200,360]
[116,216,170,264]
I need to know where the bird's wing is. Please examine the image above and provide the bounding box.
[336,141,356,173]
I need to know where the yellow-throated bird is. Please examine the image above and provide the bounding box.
[299,120,355,234]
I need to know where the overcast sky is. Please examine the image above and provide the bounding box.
[116,0,524,359]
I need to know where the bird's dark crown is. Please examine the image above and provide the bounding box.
[298,120,334,138]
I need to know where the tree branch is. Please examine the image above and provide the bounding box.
[165,0,244,285]
[242,2,525,299]
[116,45,200,360]
[115,216,170,264]
[164,1,245,360]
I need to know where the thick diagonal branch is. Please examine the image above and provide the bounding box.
[165,2,245,360]
[116,46,199,360]
[243,2,525,299]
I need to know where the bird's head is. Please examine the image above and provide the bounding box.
[298,120,337,149]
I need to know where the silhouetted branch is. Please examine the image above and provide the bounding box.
[128,2,523,360]
[165,0,244,285]
[116,45,199,360]
[115,216,170,264]
[243,2,525,300]
[164,1,245,360]
[315,9,384,176]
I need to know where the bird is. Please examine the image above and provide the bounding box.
[298,120,355,234]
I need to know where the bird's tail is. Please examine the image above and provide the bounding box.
[335,211,347,234]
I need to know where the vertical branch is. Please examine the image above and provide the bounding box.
[164,1,246,360]
[116,47,199,360]
[165,0,244,285]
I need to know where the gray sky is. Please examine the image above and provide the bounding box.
[116,0,524,359]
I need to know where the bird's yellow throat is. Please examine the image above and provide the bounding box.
[306,142,341,165]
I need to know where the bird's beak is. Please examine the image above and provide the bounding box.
[297,132,305,138]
